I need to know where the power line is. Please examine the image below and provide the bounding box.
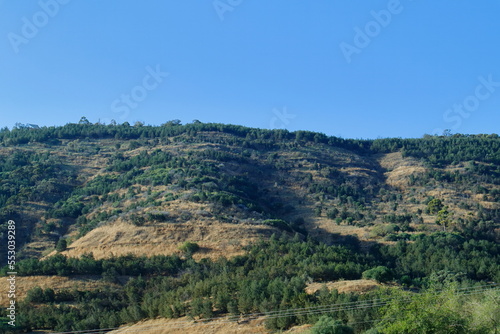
[114,286,500,333]
[51,283,499,334]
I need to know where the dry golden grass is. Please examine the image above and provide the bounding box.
[307,217,370,244]
[110,317,311,334]
[110,317,267,334]
[50,218,275,261]
[0,275,115,306]
[305,279,380,295]
[377,152,426,189]
[10,139,500,305]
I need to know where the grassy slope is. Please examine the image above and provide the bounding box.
[0,124,499,333]
[1,130,497,261]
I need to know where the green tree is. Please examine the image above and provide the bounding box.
[311,316,354,334]
[377,287,475,334]
[436,206,452,231]
[55,238,67,252]
[427,198,444,214]
[468,289,500,334]
[102,267,119,283]
[78,116,91,125]
[43,288,55,303]
[26,287,45,303]
[362,266,392,283]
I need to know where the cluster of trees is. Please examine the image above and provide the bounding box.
[370,134,500,165]
[374,285,500,333]
[0,121,499,332]
[0,253,183,277]
[0,119,369,154]
[2,283,498,333]
[0,287,128,332]
[3,119,498,166]
[1,231,499,332]
[0,149,79,266]
[377,232,500,282]
[1,121,498,248]
[0,150,73,208]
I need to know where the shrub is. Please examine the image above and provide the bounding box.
[362,266,393,283]
[55,238,67,252]
[311,316,354,334]
[427,198,444,214]
[263,219,293,232]
[26,287,45,303]
[178,241,200,254]
[130,214,146,226]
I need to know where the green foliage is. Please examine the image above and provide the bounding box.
[178,241,200,254]
[426,198,444,214]
[468,289,500,333]
[372,134,500,165]
[311,316,354,334]
[436,206,452,231]
[0,122,499,332]
[55,239,67,252]
[362,266,393,283]
[25,287,55,303]
[263,219,294,232]
[1,234,500,333]
[377,232,500,282]
[146,211,169,222]
[363,329,380,334]
[326,208,339,219]
[375,285,498,334]
[370,224,399,238]
[5,253,183,277]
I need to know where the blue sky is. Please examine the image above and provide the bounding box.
[1,1,499,139]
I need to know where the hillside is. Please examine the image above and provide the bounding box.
[0,121,499,333]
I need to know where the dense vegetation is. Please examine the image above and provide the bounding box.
[1,233,499,333]
[0,120,499,333]
[2,119,499,164]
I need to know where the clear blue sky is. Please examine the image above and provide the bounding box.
[1,1,499,139]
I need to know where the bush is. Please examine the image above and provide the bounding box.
[178,241,200,254]
[26,287,44,303]
[26,287,55,303]
[326,208,339,219]
[130,214,146,226]
[362,266,393,283]
[263,219,293,232]
[56,239,67,252]
[427,198,444,214]
[370,224,399,238]
[362,329,380,334]
[311,316,354,334]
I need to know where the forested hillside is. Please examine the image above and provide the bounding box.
[0,119,499,333]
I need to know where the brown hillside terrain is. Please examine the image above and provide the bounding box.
[34,139,390,259]
[50,218,275,260]
[305,279,381,295]
[110,317,311,334]
[1,127,499,334]
[0,275,116,307]
[377,152,427,189]
[20,137,499,259]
